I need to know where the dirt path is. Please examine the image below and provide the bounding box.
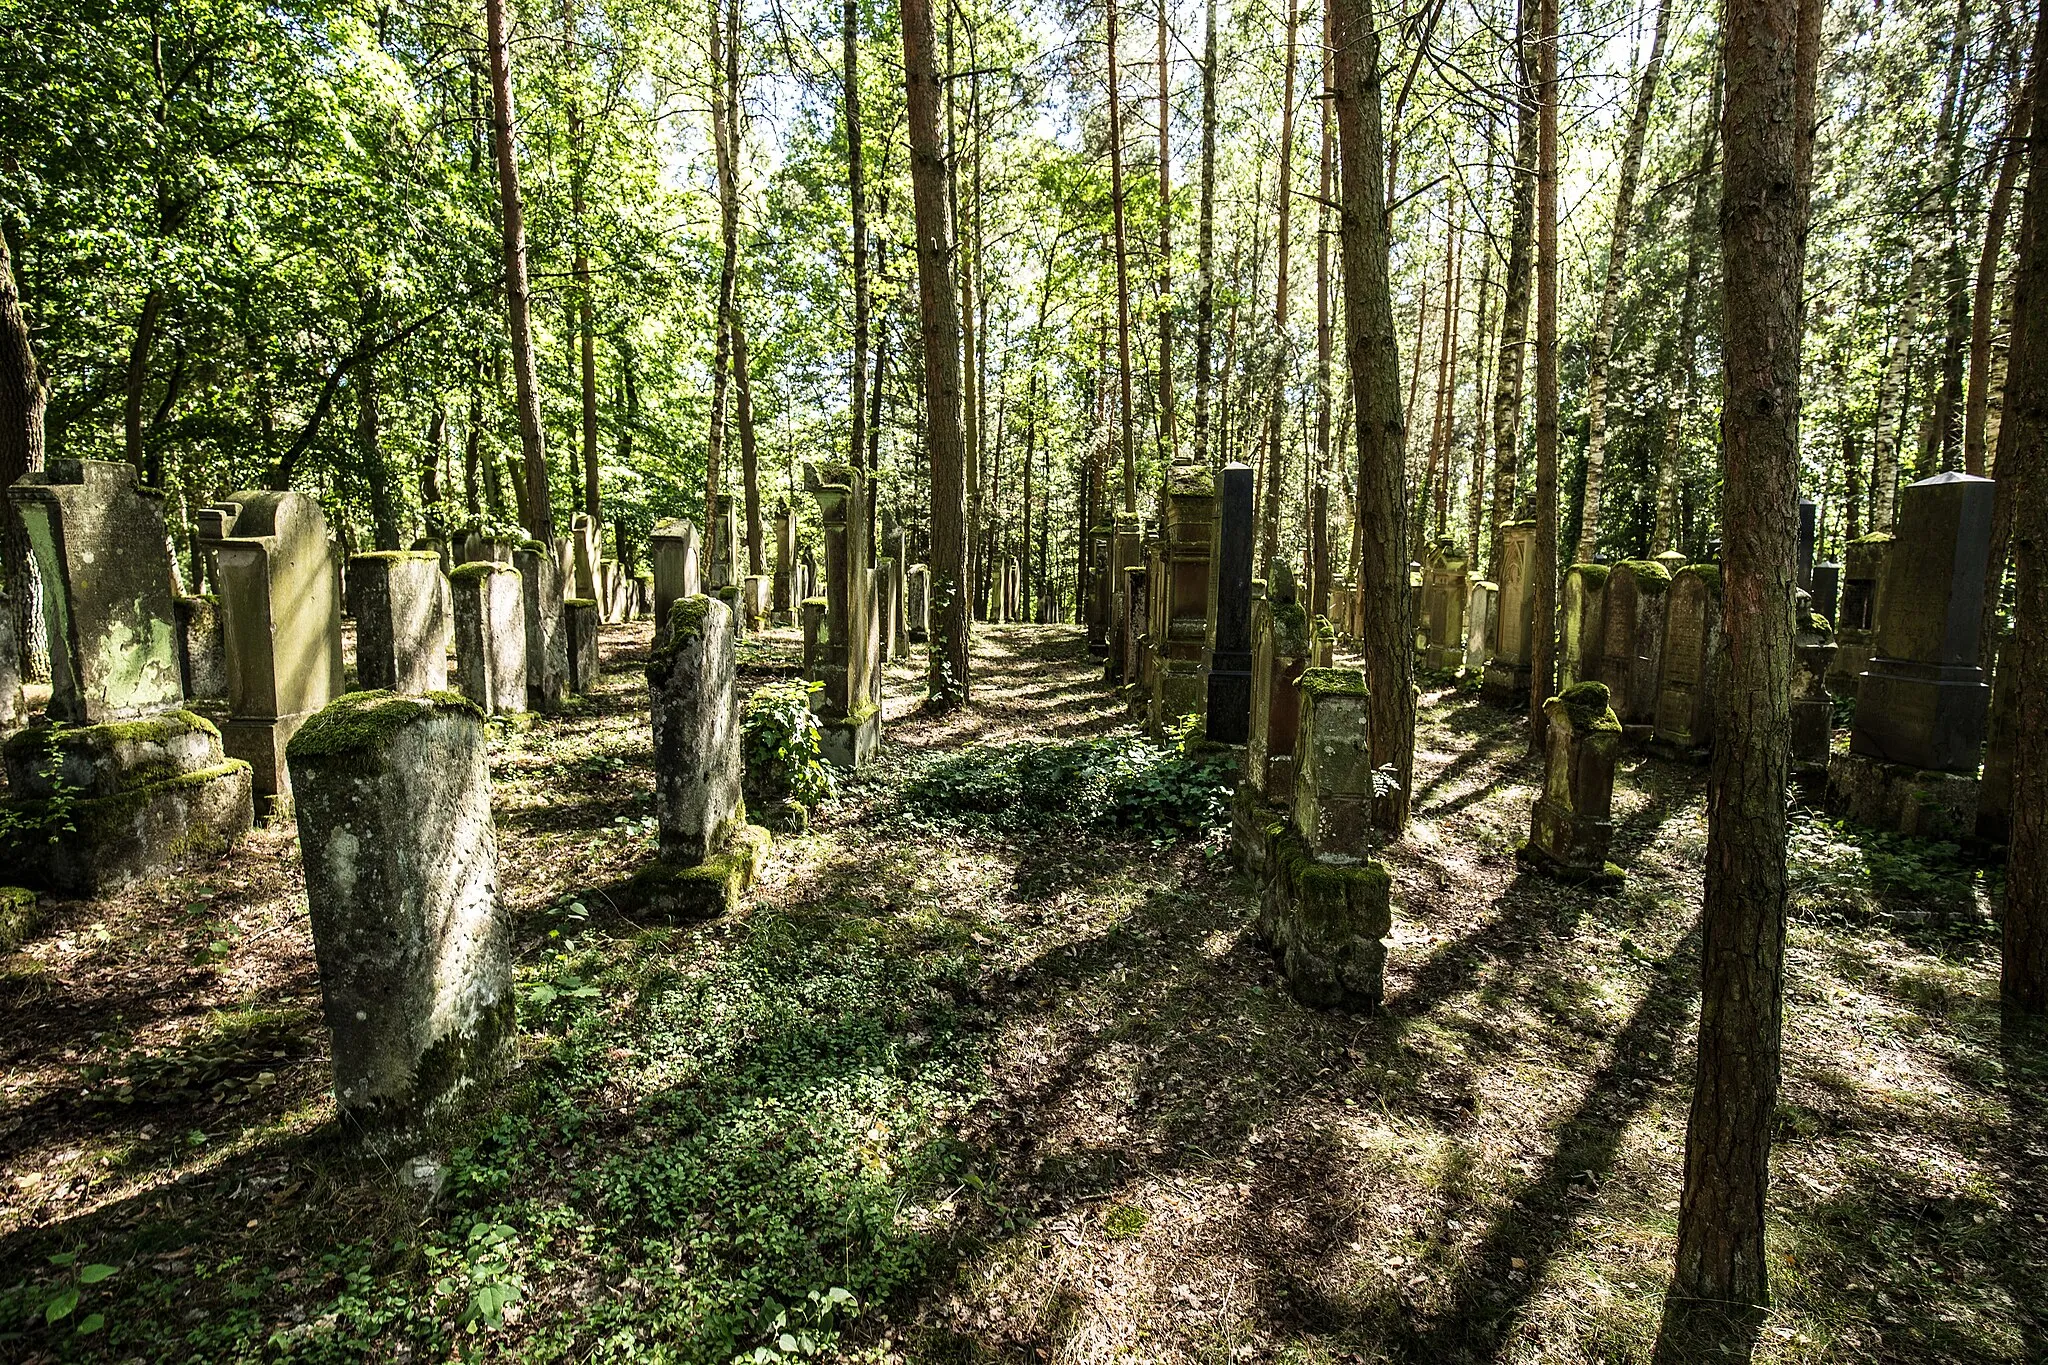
[0,627,2039,1364]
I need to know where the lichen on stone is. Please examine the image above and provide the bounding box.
[287,690,481,763]
[1297,667,1368,700]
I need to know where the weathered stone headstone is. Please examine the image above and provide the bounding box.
[885,551,908,660]
[1205,462,1256,744]
[1517,681,1623,885]
[1463,580,1499,674]
[905,566,930,642]
[628,594,771,918]
[800,596,825,674]
[512,543,568,712]
[9,458,182,722]
[1826,533,1891,695]
[450,562,527,715]
[1105,513,1146,683]
[1595,559,1671,735]
[1789,596,1836,790]
[1146,464,1218,735]
[1252,667,1394,1011]
[772,503,795,623]
[287,691,511,1139]
[571,513,602,603]
[1558,563,1608,689]
[875,556,900,660]
[805,462,882,768]
[0,591,20,731]
[208,491,346,812]
[1120,565,1149,708]
[1483,518,1537,706]
[1811,562,1841,623]
[1419,538,1470,670]
[174,595,229,702]
[1085,524,1113,658]
[1242,565,1318,807]
[705,494,743,591]
[1830,472,1994,837]
[565,598,600,694]
[351,552,449,696]
[651,519,703,640]
[1651,564,1719,756]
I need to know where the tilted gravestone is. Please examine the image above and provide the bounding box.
[1203,462,1256,744]
[565,598,601,694]
[288,691,512,1140]
[1558,563,1609,689]
[1595,559,1671,736]
[513,542,568,713]
[1518,681,1623,886]
[450,562,527,715]
[628,594,771,919]
[351,551,449,696]
[203,490,346,814]
[651,519,703,641]
[1651,564,1720,757]
[1482,519,1538,707]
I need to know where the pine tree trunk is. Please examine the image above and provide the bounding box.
[124,287,162,482]
[735,320,764,576]
[1428,203,1460,542]
[1871,256,1925,532]
[707,0,740,570]
[1574,0,1669,563]
[1260,0,1301,570]
[566,0,598,521]
[846,0,870,475]
[1652,57,1722,555]
[1314,0,1334,601]
[1489,0,1539,579]
[1157,0,1176,461]
[465,353,484,519]
[1967,74,2031,476]
[1465,180,1494,564]
[1107,0,1137,511]
[1332,0,1413,833]
[359,290,397,550]
[2004,0,2048,1008]
[1932,0,1978,472]
[485,0,553,541]
[1194,0,1218,468]
[1529,0,1559,742]
[1670,0,1822,1308]
[903,0,971,706]
[0,220,46,681]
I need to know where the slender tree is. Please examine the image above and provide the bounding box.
[1652,54,1723,556]
[1193,0,1219,468]
[1489,0,1539,578]
[1529,0,1559,741]
[484,0,552,541]
[0,220,44,676]
[1260,0,1302,569]
[1156,0,1176,462]
[706,0,741,568]
[1108,0,1137,511]
[1967,73,2032,476]
[846,0,870,474]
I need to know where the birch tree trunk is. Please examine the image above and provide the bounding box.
[485,0,553,541]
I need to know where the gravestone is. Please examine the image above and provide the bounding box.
[450,561,527,715]
[651,519,703,640]
[352,552,448,696]
[875,556,900,661]
[1204,462,1256,744]
[513,543,568,713]
[565,598,600,694]
[1812,562,1841,623]
[1238,565,1323,818]
[1105,513,1146,684]
[744,574,773,632]
[628,594,771,919]
[772,503,795,623]
[706,494,742,591]
[175,595,229,702]
[207,491,346,812]
[1085,524,1113,658]
[1826,533,1891,695]
[805,462,882,768]
[1830,472,1994,838]
[1517,682,1623,885]
[1120,565,1149,709]
[571,513,602,603]
[886,551,908,660]
[1463,580,1499,673]
[1419,538,1470,670]
[288,691,511,1139]
[1558,563,1609,689]
[800,597,825,674]
[905,566,931,642]
[0,591,19,731]
[1483,518,1538,706]
[1147,464,1217,736]
[9,458,183,721]
[1252,667,1394,1012]
[1651,564,1720,757]
[1595,559,1671,736]
[1789,596,1836,791]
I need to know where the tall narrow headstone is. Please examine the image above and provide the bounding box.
[565,598,601,694]
[450,562,527,715]
[1796,498,1818,592]
[1463,580,1499,673]
[1811,562,1841,623]
[1105,513,1146,683]
[1517,682,1623,885]
[1204,462,1255,744]
[1595,559,1671,735]
[1419,538,1470,670]
[351,551,449,695]
[571,513,602,603]
[1085,525,1113,657]
[805,462,881,768]
[706,494,743,591]
[772,503,795,622]
[513,542,568,712]
[1483,519,1538,706]
[1558,563,1608,689]
[651,519,703,640]
[905,565,931,642]
[1651,564,1720,756]
[174,595,229,703]
[1147,464,1218,734]
[1789,596,1836,789]
[288,691,511,1138]
[207,491,346,812]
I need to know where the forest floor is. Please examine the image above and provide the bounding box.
[0,623,2041,1364]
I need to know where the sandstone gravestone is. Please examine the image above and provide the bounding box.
[1463,580,1499,674]
[1651,565,1720,756]
[1595,559,1671,736]
[1483,518,1538,706]
[288,691,511,1139]
[705,494,742,591]
[805,463,882,768]
[886,555,908,660]
[571,513,602,603]
[351,552,449,696]
[629,595,771,919]
[905,565,931,642]
[1085,524,1113,658]
[800,596,825,674]
[1147,464,1217,735]
[1204,462,1256,743]
[651,519,703,640]
[1105,513,1146,684]
[565,598,600,694]
[772,503,795,622]
[8,458,182,722]
[1827,533,1890,695]
[513,542,568,712]
[174,594,229,702]
[207,491,346,812]
[0,590,20,731]
[450,562,527,714]
[1419,538,1470,670]
[1558,563,1608,689]
[875,556,900,661]
[1517,681,1623,885]
[1120,565,1149,710]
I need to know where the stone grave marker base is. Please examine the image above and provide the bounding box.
[1253,825,1393,1013]
[627,824,772,920]
[1826,751,1980,841]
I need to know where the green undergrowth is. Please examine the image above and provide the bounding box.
[1787,808,2001,942]
[898,732,1233,838]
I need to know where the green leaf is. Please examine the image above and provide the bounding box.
[78,1264,117,1284]
[45,1286,80,1322]
[75,1312,105,1335]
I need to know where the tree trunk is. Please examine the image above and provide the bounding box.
[1871,256,1925,532]
[1332,0,1413,833]
[465,352,484,519]
[1315,0,1335,591]
[1652,56,1722,555]
[735,319,764,576]
[1967,74,2032,476]
[1428,199,1460,542]
[1194,0,1219,468]
[1157,0,1176,461]
[1529,0,1559,742]
[124,287,162,483]
[565,0,598,522]
[1489,0,1539,579]
[0,220,46,681]
[707,0,740,569]
[1466,166,1495,564]
[485,0,553,541]
[1108,0,1137,511]
[1574,0,1670,563]
[1670,0,1822,1308]
[904,0,970,706]
[423,408,448,536]
[1932,0,1978,473]
[1261,0,1302,569]
[359,291,398,550]
[846,0,870,474]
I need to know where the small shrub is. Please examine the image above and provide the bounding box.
[743,680,837,812]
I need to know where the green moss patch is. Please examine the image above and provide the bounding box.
[1298,667,1368,700]
[1556,680,1623,734]
[449,561,513,584]
[287,690,481,763]
[351,550,441,564]
[1570,563,1612,590]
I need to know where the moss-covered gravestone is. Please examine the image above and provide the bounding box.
[174,595,228,702]
[450,562,526,715]
[805,462,882,769]
[629,595,770,919]
[1595,559,1671,736]
[651,518,702,641]
[0,589,23,732]
[1483,518,1538,707]
[1559,563,1609,689]
[351,551,448,696]
[905,566,930,643]
[1517,682,1623,886]
[1251,667,1394,1012]
[1651,565,1720,757]
[565,599,600,694]
[513,542,568,713]
[287,692,511,1140]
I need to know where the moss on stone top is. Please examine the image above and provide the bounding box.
[449,561,513,583]
[1852,531,1895,544]
[1314,616,1336,642]
[1620,559,1672,591]
[1571,563,1612,590]
[1298,667,1368,700]
[802,596,828,610]
[654,595,715,661]
[1805,612,1835,639]
[287,690,482,762]
[352,550,441,564]
[1556,680,1623,734]
[1167,464,1216,497]
[1683,564,1723,596]
[564,597,598,609]
[519,539,549,554]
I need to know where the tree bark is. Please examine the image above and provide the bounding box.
[1193,0,1219,468]
[846,0,870,474]
[0,220,45,680]
[735,319,764,576]
[1670,0,1822,1308]
[1315,0,1335,583]
[1967,74,2032,476]
[1109,0,1137,511]
[1932,0,1978,473]
[904,0,971,705]
[1574,0,1670,562]
[707,0,740,569]
[124,287,162,484]
[1529,0,1559,742]
[565,0,598,522]
[1652,55,1722,555]
[1489,0,1539,579]
[1466,167,1495,564]
[1332,0,1413,833]
[485,0,553,541]
[1157,0,1176,462]
[1427,200,1460,542]
[1260,0,1302,570]
[359,291,397,550]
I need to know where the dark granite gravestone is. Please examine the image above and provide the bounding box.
[1811,562,1841,624]
[1204,462,1255,744]
[1797,499,1817,592]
